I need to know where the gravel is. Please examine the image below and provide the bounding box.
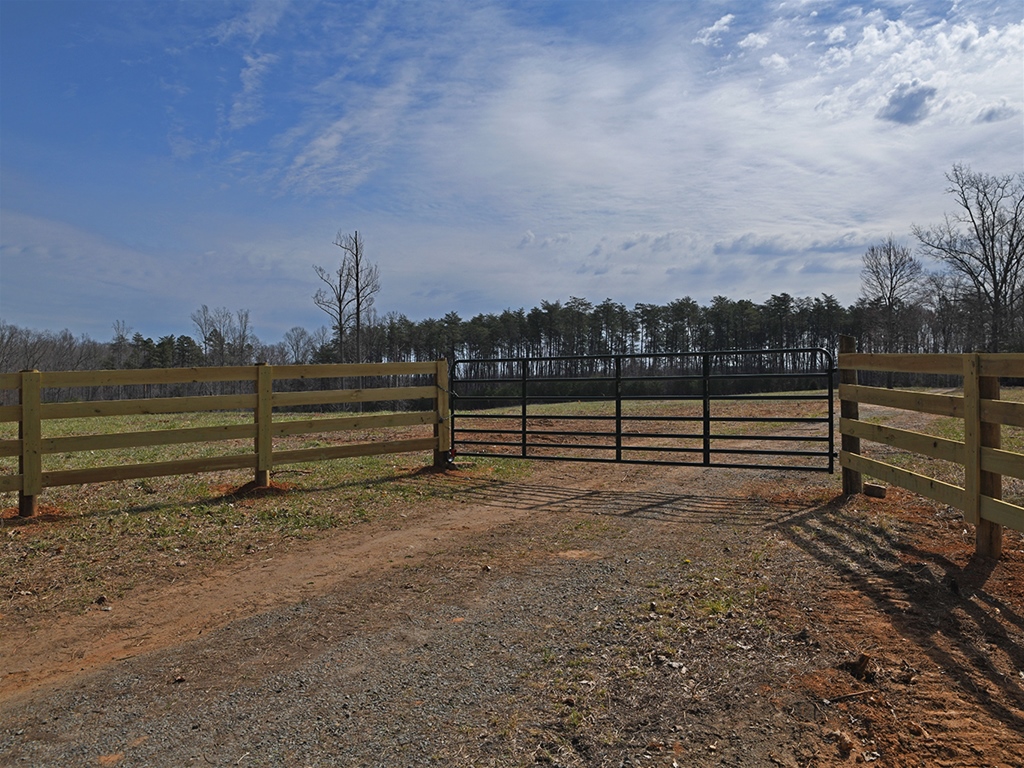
[0,487,824,767]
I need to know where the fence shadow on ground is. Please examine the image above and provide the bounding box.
[773,497,1024,737]
[443,471,1024,737]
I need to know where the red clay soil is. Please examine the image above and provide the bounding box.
[1,504,64,523]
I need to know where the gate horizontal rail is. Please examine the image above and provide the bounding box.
[451,348,835,472]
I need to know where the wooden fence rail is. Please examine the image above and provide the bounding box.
[0,361,451,517]
[838,337,1024,559]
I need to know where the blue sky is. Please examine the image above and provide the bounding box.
[1,0,1021,343]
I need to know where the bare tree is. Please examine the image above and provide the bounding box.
[191,305,255,365]
[922,271,976,353]
[913,164,1024,352]
[108,320,133,369]
[313,230,381,363]
[309,325,333,362]
[860,235,923,353]
[257,341,290,365]
[283,326,313,364]
[0,321,17,372]
[341,230,381,365]
[861,236,923,309]
[228,308,255,364]
[190,305,217,362]
[312,258,352,363]
[0,322,105,375]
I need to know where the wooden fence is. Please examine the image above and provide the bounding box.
[838,338,1024,558]
[0,361,451,517]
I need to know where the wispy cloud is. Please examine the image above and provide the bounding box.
[229,51,279,130]
[1,1,1021,340]
[214,0,288,46]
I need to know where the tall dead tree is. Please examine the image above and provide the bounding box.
[313,230,381,363]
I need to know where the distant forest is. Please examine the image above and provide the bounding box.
[0,284,1018,376]
[3,164,1021,374]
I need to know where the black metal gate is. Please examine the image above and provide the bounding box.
[450,348,835,472]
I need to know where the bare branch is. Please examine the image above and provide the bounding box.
[914,165,1024,351]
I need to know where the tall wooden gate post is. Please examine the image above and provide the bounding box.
[964,355,1002,558]
[433,359,451,468]
[19,369,42,517]
[839,336,863,495]
[254,363,273,487]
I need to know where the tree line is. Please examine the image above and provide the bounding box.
[0,283,1015,376]
[2,164,1021,376]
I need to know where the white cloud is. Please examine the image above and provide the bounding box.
[280,71,416,195]
[693,14,735,47]
[811,16,1023,127]
[0,211,182,336]
[825,25,847,44]
[740,33,769,50]
[761,53,790,71]
[261,4,1019,315]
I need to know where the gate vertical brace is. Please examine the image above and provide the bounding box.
[520,358,528,458]
[449,361,458,459]
[827,349,836,474]
[702,353,711,467]
[615,356,622,462]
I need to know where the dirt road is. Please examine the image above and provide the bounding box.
[2,460,1023,767]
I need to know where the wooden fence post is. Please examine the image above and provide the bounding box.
[839,336,862,495]
[978,371,1003,558]
[965,355,1003,558]
[19,370,42,517]
[433,359,451,468]
[255,363,273,487]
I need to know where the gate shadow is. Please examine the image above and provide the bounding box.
[439,475,814,526]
